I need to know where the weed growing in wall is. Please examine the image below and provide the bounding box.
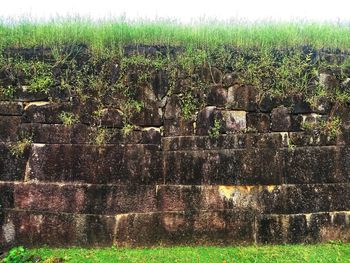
[208,117,222,139]
[9,134,32,158]
[59,111,78,126]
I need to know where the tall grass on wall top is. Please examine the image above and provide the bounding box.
[1,18,350,51]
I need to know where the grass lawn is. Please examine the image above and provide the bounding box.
[1,19,350,51]
[4,243,349,263]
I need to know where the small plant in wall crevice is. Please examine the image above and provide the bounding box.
[208,117,222,139]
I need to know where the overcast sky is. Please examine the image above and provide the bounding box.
[0,0,349,23]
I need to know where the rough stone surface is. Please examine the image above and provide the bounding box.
[115,210,255,247]
[227,85,258,111]
[206,86,227,107]
[271,106,291,131]
[222,111,246,132]
[2,48,350,248]
[246,113,270,133]
[0,102,23,116]
[27,144,162,184]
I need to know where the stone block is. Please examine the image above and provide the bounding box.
[246,113,270,132]
[27,144,162,184]
[227,85,258,111]
[22,102,72,124]
[130,103,162,127]
[99,108,123,128]
[157,185,259,212]
[164,95,181,120]
[164,118,194,137]
[222,110,246,132]
[319,73,339,91]
[259,93,280,113]
[206,86,227,107]
[20,123,93,144]
[140,128,161,145]
[164,148,282,185]
[271,106,291,131]
[0,183,14,209]
[196,106,224,136]
[0,143,29,181]
[13,183,157,214]
[310,96,333,115]
[151,70,169,100]
[115,210,255,247]
[290,94,312,114]
[222,73,239,87]
[0,116,21,142]
[257,212,350,244]
[0,210,115,247]
[0,102,23,116]
[282,146,339,184]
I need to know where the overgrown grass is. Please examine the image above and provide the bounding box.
[12,243,350,262]
[1,18,350,52]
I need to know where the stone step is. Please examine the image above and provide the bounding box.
[115,210,350,246]
[157,184,350,214]
[2,142,350,185]
[2,208,350,247]
[257,211,350,244]
[163,146,349,185]
[26,143,162,184]
[0,209,115,248]
[0,182,157,215]
[161,132,338,152]
[2,182,350,216]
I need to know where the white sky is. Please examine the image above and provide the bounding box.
[1,0,350,23]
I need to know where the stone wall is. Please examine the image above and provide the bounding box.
[1,46,350,248]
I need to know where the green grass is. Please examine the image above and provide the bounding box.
[1,18,350,52]
[13,243,350,262]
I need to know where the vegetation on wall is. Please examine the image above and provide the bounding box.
[1,19,350,137]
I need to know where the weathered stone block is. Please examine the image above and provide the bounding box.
[196,106,224,136]
[99,108,123,128]
[115,210,255,247]
[259,93,280,113]
[290,94,312,114]
[141,128,161,145]
[0,210,115,247]
[164,95,181,120]
[271,106,291,131]
[319,73,339,90]
[20,123,93,144]
[157,185,259,212]
[164,148,282,185]
[22,102,72,124]
[257,212,350,244]
[311,96,333,115]
[151,70,169,100]
[222,110,246,132]
[0,116,21,141]
[222,73,239,88]
[164,118,194,136]
[11,86,49,102]
[130,103,162,127]
[282,146,339,184]
[27,144,162,184]
[0,143,29,181]
[206,86,227,107]
[227,85,258,111]
[246,113,270,132]
[13,183,157,214]
[0,102,23,116]
[0,183,14,209]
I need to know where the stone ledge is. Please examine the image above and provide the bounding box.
[0,209,115,248]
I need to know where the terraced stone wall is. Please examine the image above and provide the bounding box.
[1,46,350,248]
